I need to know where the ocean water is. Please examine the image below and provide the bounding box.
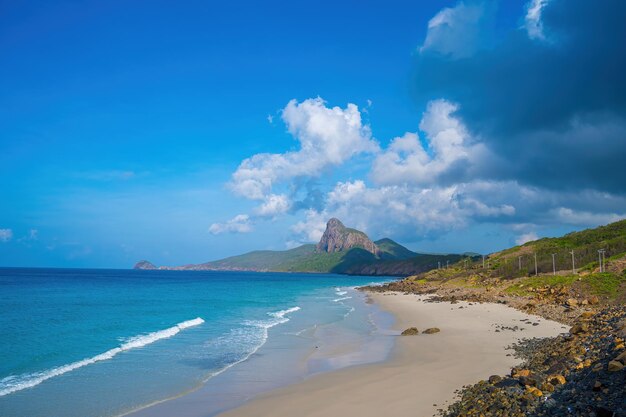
[0,268,395,417]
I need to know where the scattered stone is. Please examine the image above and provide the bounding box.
[519,375,538,387]
[488,375,502,384]
[607,360,624,372]
[566,298,578,307]
[400,327,419,336]
[581,311,596,319]
[512,369,531,378]
[548,374,566,385]
[569,322,589,334]
[423,327,441,334]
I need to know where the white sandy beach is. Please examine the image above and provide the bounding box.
[217,292,568,417]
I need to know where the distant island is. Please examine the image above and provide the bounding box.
[134,218,468,275]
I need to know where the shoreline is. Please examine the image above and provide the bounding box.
[126,285,396,417]
[216,291,566,417]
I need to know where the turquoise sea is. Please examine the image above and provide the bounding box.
[0,268,395,417]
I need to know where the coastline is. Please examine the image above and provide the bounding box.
[126,284,396,417]
[216,291,566,417]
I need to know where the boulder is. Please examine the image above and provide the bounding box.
[548,375,566,385]
[422,327,441,334]
[607,360,624,372]
[519,375,538,387]
[569,322,589,335]
[512,369,531,378]
[488,375,502,384]
[400,327,419,336]
[580,311,596,319]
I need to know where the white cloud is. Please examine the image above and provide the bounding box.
[524,0,550,40]
[552,207,624,226]
[371,99,484,186]
[0,229,13,242]
[308,180,516,241]
[420,1,487,59]
[516,231,539,245]
[255,194,291,217]
[230,97,379,200]
[221,95,625,250]
[290,209,328,243]
[209,214,253,235]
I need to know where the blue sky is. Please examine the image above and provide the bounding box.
[1,0,625,268]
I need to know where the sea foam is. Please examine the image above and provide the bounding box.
[0,317,205,397]
[201,306,302,382]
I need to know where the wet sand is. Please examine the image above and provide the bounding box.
[217,292,567,417]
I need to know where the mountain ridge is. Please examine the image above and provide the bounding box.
[134,218,463,276]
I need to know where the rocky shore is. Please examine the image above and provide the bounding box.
[364,277,626,417]
[441,306,625,417]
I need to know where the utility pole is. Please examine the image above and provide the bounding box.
[551,253,557,276]
[438,261,441,270]
[518,256,522,271]
[534,253,538,276]
[598,249,606,273]
[598,249,605,273]
[446,260,449,269]
[482,255,485,268]
[570,250,576,274]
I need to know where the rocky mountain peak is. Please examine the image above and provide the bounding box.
[316,218,380,256]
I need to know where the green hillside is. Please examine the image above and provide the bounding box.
[404,218,626,302]
[198,241,463,276]
[375,238,418,260]
[199,244,317,270]
[137,218,480,276]
[490,219,626,279]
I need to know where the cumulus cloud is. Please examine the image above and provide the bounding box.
[255,194,291,217]
[214,2,626,249]
[371,99,487,186]
[230,97,378,200]
[0,229,13,242]
[413,0,626,193]
[288,180,518,243]
[209,214,253,235]
[290,209,328,244]
[420,1,491,59]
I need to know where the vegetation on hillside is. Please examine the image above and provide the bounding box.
[198,237,463,275]
[402,219,626,302]
[491,219,626,279]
